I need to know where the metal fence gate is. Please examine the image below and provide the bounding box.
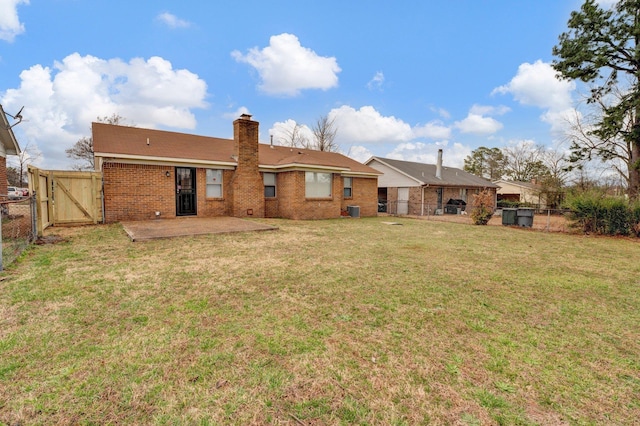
[28,166,103,236]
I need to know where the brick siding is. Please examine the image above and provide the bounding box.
[103,163,176,222]
[228,117,265,218]
[341,176,378,217]
[100,116,378,221]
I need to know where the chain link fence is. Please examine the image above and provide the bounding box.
[1,195,37,270]
[379,200,571,232]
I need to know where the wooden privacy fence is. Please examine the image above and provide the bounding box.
[28,166,103,236]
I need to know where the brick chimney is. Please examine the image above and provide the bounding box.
[229,114,265,218]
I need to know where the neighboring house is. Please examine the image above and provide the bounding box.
[494,180,546,207]
[93,114,380,222]
[0,105,22,200]
[365,150,499,215]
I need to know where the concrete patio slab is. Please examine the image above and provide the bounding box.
[120,216,278,241]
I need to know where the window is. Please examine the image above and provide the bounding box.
[305,172,332,198]
[459,188,467,202]
[343,177,352,198]
[206,169,223,198]
[264,173,276,197]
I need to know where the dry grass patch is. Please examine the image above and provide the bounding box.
[1,217,639,425]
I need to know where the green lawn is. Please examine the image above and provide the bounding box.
[1,217,639,425]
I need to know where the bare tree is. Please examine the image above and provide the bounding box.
[66,113,130,170]
[9,141,41,186]
[309,115,339,152]
[563,87,638,198]
[535,147,572,208]
[66,136,95,170]
[274,120,308,148]
[502,141,550,182]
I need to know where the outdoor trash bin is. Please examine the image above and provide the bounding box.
[516,208,534,227]
[502,208,517,225]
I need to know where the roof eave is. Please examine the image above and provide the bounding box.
[0,105,21,156]
[368,157,425,185]
[95,153,237,168]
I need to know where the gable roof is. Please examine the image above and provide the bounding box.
[493,179,540,190]
[366,156,498,188]
[92,123,380,176]
[0,105,21,157]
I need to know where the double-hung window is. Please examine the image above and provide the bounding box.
[264,173,276,197]
[305,172,332,198]
[206,169,223,198]
[343,177,352,198]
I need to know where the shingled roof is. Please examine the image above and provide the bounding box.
[93,123,380,176]
[367,156,498,188]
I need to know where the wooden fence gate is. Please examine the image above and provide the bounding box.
[28,166,103,236]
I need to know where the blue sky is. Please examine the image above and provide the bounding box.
[0,0,614,170]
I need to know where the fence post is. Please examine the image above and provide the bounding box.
[31,194,37,242]
[546,209,551,232]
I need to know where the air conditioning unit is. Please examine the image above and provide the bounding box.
[347,205,360,218]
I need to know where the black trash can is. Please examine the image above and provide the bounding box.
[516,208,534,227]
[502,208,517,225]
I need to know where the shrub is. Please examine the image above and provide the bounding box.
[566,191,634,236]
[631,202,640,237]
[471,190,495,225]
[604,198,630,236]
[566,191,606,233]
[497,199,520,208]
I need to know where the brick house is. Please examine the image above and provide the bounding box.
[0,105,22,200]
[365,150,498,216]
[93,114,380,222]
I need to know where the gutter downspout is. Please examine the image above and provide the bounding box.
[422,184,429,216]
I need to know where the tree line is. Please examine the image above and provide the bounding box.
[466,0,640,210]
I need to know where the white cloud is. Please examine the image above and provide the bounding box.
[269,119,313,146]
[0,0,28,42]
[329,105,414,143]
[469,104,510,116]
[156,12,191,29]
[367,71,384,91]
[596,0,618,8]
[493,60,576,134]
[430,106,451,120]
[1,53,208,168]
[345,145,373,163]
[386,141,471,169]
[231,33,341,97]
[454,113,503,135]
[493,60,574,111]
[413,120,451,140]
[223,106,250,120]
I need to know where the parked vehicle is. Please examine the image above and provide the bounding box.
[7,186,22,200]
[21,188,29,197]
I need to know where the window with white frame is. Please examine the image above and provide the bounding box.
[264,172,276,197]
[206,169,223,198]
[343,177,352,198]
[305,171,332,198]
[459,188,467,202]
